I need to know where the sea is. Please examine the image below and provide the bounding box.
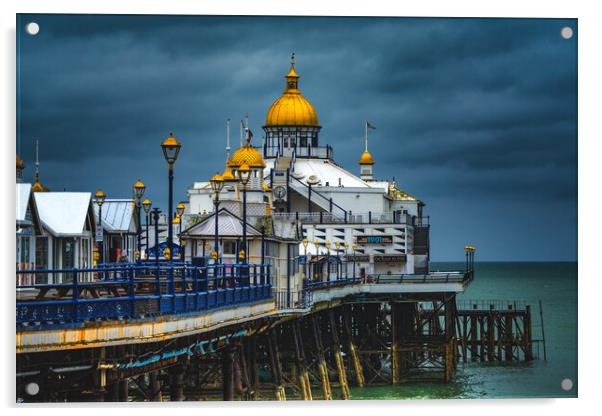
[349,261,578,400]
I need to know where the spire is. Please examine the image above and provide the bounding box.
[35,140,40,183]
[226,118,231,159]
[31,140,49,192]
[285,52,299,91]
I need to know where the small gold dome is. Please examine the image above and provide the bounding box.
[222,164,237,182]
[265,56,319,127]
[31,180,48,192]
[16,154,25,170]
[228,145,266,168]
[359,150,375,165]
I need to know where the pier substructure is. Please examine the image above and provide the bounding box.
[17,295,538,402]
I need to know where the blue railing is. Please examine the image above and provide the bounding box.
[16,263,272,328]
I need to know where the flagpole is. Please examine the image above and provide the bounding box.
[365,121,368,151]
[226,118,231,159]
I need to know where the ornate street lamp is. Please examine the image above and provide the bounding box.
[142,198,152,257]
[302,238,309,282]
[325,240,331,282]
[95,190,106,265]
[152,208,161,269]
[343,241,349,279]
[132,179,146,259]
[176,202,185,260]
[237,162,251,264]
[161,132,182,264]
[210,172,224,262]
[335,241,341,280]
[352,243,358,281]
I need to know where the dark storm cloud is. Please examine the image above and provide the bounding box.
[16,14,577,260]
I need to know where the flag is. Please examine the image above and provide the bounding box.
[366,121,376,129]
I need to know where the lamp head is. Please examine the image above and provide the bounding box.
[133,179,145,200]
[176,202,185,217]
[142,198,152,214]
[95,190,106,207]
[161,132,181,165]
[237,162,252,185]
[210,172,224,193]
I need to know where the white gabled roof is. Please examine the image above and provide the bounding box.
[34,192,92,236]
[184,210,260,237]
[265,158,378,189]
[16,183,32,222]
[93,199,134,233]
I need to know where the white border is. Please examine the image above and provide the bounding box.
[2,1,600,415]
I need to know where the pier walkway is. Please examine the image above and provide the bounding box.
[16,262,473,353]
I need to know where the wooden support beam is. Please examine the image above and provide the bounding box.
[391,302,401,385]
[222,346,235,401]
[267,329,286,400]
[343,305,365,387]
[169,365,185,401]
[150,370,162,401]
[505,305,514,361]
[329,309,350,399]
[312,314,332,400]
[524,305,534,361]
[292,320,312,400]
[487,305,495,361]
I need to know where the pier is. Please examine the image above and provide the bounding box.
[16,258,542,402]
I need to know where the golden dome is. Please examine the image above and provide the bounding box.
[31,180,48,193]
[359,150,375,165]
[265,55,319,127]
[228,144,266,168]
[222,164,237,182]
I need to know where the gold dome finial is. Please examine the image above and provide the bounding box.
[359,150,375,165]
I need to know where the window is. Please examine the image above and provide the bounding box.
[223,241,236,255]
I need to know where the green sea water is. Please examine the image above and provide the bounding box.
[349,262,578,400]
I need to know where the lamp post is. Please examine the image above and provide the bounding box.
[334,241,342,280]
[352,243,358,280]
[343,241,349,279]
[302,239,309,283]
[210,172,224,262]
[176,202,185,260]
[312,240,321,281]
[325,240,331,282]
[152,208,161,269]
[160,132,182,265]
[237,163,251,264]
[132,179,146,260]
[95,190,106,265]
[142,198,152,258]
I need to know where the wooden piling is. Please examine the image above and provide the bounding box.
[267,329,286,400]
[150,370,162,401]
[292,320,312,400]
[487,305,495,361]
[505,305,514,361]
[524,305,533,361]
[391,302,401,385]
[222,347,235,401]
[312,314,332,400]
[329,309,350,399]
[343,306,365,387]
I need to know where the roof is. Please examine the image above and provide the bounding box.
[16,183,32,222]
[93,199,135,233]
[183,209,261,238]
[284,158,371,188]
[34,192,93,236]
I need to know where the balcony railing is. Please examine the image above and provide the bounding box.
[16,263,272,327]
[272,211,416,225]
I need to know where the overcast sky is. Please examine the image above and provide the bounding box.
[16,14,577,261]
